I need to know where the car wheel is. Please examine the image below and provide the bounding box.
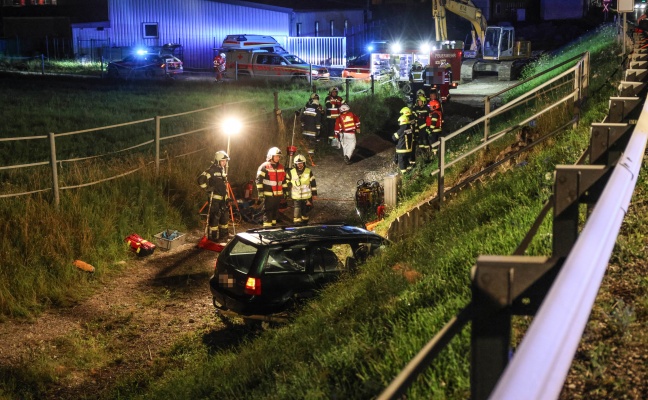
[400,82,412,95]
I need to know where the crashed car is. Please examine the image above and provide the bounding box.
[106,52,183,79]
[209,224,388,323]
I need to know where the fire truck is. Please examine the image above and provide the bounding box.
[342,41,461,102]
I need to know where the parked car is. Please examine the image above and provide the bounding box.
[106,52,183,79]
[224,49,330,82]
[210,224,388,323]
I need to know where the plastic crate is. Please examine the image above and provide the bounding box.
[154,231,186,251]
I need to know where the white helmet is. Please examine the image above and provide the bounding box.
[310,92,319,100]
[266,146,282,161]
[339,104,350,113]
[329,86,339,94]
[220,53,226,58]
[214,150,230,162]
[294,154,307,166]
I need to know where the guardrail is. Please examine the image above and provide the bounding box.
[379,29,646,400]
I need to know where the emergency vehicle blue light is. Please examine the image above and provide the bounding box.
[136,48,147,56]
[367,45,374,52]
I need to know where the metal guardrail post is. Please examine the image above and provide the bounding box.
[49,132,60,210]
[470,256,558,400]
[371,74,375,95]
[590,123,632,166]
[552,165,609,258]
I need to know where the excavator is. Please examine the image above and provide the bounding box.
[432,0,533,82]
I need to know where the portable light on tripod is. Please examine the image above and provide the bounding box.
[221,117,242,233]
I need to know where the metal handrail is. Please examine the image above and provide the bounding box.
[489,100,648,400]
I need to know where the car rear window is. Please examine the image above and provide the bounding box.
[219,239,259,274]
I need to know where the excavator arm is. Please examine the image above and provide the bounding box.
[432,0,488,53]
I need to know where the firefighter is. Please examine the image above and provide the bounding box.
[324,86,345,144]
[197,151,230,243]
[334,103,361,165]
[392,107,414,174]
[213,52,226,83]
[256,147,288,227]
[412,95,432,162]
[300,92,323,150]
[287,154,317,225]
[428,100,444,156]
[408,60,424,105]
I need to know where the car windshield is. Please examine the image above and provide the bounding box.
[284,55,307,65]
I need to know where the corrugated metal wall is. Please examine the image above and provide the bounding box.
[78,0,291,69]
[285,37,347,67]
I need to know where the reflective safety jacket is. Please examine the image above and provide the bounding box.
[324,95,345,120]
[428,109,443,133]
[256,161,288,198]
[411,103,430,133]
[287,167,317,200]
[197,162,228,200]
[392,116,414,153]
[334,111,361,137]
[300,100,323,137]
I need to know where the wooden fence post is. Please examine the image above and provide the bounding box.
[155,116,161,176]
[49,132,60,210]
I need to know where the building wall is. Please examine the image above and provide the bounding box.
[292,9,364,38]
[74,0,291,69]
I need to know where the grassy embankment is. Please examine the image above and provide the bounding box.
[96,25,646,399]
[0,75,394,319]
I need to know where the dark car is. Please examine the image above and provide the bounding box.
[209,225,388,322]
[106,52,183,79]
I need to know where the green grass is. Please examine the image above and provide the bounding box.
[2,24,646,400]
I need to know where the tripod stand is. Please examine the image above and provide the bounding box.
[226,181,241,234]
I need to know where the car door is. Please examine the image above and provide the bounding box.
[308,243,351,288]
[259,245,313,309]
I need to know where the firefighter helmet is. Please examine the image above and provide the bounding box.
[310,92,319,100]
[214,151,230,162]
[429,100,441,110]
[266,147,282,161]
[416,89,425,97]
[339,104,350,113]
[220,53,226,59]
[417,95,426,103]
[329,86,339,94]
[400,106,412,116]
[294,154,307,166]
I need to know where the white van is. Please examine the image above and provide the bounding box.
[221,34,288,54]
[224,49,329,82]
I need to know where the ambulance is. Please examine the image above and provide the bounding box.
[218,34,330,82]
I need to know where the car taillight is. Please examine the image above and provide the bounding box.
[160,63,166,68]
[244,277,261,295]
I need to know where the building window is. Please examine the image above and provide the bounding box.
[142,22,159,39]
[330,20,334,36]
[315,21,319,37]
[296,23,301,37]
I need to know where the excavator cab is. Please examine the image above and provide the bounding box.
[482,26,531,61]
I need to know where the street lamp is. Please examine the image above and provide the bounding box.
[220,117,242,234]
[221,117,242,164]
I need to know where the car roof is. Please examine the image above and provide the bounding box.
[237,224,386,246]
